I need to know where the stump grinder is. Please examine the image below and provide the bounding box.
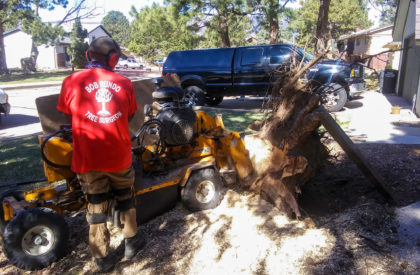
[0,78,254,270]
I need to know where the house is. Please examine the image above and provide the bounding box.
[4,28,71,70]
[338,25,398,70]
[4,28,32,69]
[393,0,420,116]
[37,35,71,69]
[88,25,112,43]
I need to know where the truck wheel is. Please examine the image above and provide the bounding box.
[205,96,224,107]
[124,64,128,69]
[2,207,69,270]
[184,86,205,106]
[0,189,25,233]
[319,83,347,112]
[181,168,223,211]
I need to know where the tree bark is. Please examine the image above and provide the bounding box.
[269,18,279,44]
[27,42,39,72]
[0,21,8,75]
[29,3,40,72]
[218,13,231,48]
[268,1,279,44]
[315,0,331,55]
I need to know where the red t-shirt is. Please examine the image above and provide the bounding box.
[57,68,137,173]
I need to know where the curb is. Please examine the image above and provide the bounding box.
[1,74,161,91]
[2,81,63,91]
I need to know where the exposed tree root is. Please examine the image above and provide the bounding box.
[245,54,329,218]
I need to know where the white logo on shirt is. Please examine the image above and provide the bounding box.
[95,88,113,116]
[83,81,123,124]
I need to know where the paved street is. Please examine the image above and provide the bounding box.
[0,86,60,140]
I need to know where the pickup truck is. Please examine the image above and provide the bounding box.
[162,44,365,111]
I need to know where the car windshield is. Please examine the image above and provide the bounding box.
[297,48,314,61]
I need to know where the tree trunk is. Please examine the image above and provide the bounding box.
[268,16,279,44]
[268,1,279,44]
[29,3,40,72]
[315,0,331,55]
[0,21,8,75]
[30,42,38,72]
[218,13,231,48]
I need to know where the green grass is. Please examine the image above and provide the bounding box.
[0,69,74,84]
[318,118,350,132]
[0,136,45,189]
[202,109,268,133]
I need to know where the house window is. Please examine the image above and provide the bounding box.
[92,36,96,41]
[356,38,360,46]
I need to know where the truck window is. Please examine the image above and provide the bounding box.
[269,46,290,64]
[165,49,235,68]
[240,48,263,66]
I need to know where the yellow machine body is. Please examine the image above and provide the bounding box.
[140,111,254,181]
[38,135,75,182]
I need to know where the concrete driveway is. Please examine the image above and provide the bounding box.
[335,90,420,144]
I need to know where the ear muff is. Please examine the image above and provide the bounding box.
[108,51,119,68]
[85,50,91,61]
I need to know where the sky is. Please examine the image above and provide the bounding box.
[39,0,382,32]
[39,0,163,31]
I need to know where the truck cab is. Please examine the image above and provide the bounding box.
[163,44,365,111]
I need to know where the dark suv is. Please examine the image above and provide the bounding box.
[163,44,365,111]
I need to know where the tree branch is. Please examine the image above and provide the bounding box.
[57,0,100,25]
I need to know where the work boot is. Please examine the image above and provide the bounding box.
[93,257,115,272]
[124,234,146,259]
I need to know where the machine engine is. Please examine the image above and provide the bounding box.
[143,80,197,146]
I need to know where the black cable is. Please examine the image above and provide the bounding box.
[40,128,72,170]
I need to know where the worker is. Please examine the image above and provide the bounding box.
[57,36,144,272]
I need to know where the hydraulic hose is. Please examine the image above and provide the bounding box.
[40,128,72,170]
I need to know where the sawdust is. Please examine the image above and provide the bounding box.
[0,141,419,274]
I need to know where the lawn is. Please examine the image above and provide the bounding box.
[0,135,46,192]
[0,69,74,85]
[201,109,268,133]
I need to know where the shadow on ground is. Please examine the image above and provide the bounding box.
[0,114,39,130]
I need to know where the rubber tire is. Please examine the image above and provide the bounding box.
[319,83,347,112]
[181,168,223,211]
[2,207,69,270]
[184,86,206,106]
[0,190,25,233]
[124,64,128,69]
[205,96,224,107]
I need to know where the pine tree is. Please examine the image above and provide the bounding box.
[101,11,129,47]
[68,18,88,70]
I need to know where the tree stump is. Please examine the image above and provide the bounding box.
[246,61,329,219]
